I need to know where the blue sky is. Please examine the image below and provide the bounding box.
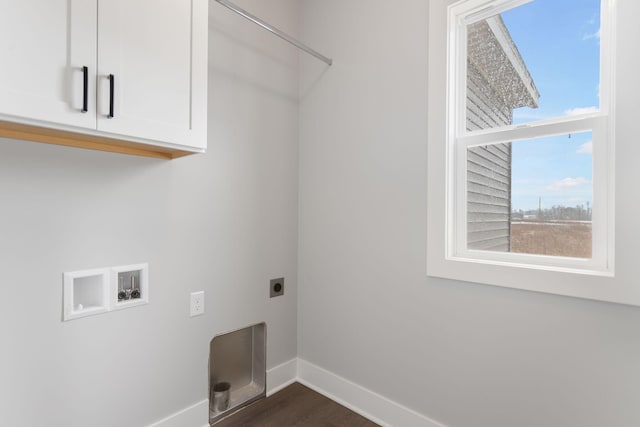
[498,0,600,211]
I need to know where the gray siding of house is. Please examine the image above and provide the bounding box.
[466,62,512,252]
[464,16,538,253]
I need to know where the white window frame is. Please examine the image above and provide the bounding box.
[427,0,625,304]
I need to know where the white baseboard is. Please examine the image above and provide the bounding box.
[147,358,443,427]
[147,358,298,427]
[267,358,298,396]
[297,358,447,427]
[146,398,209,427]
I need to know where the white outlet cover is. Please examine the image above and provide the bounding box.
[190,291,205,317]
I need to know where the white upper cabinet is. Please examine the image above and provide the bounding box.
[0,0,97,130]
[0,0,207,155]
[97,0,207,150]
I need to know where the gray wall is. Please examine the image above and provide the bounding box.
[0,1,299,426]
[298,1,640,427]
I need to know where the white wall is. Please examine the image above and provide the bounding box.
[0,1,299,426]
[298,1,640,426]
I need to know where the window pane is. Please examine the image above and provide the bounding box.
[467,132,593,259]
[466,0,601,129]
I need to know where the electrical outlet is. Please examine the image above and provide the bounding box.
[190,291,205,317]
[270,278,284,298]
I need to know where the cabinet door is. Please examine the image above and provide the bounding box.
[97,0,207,149]
[0,0,97,129]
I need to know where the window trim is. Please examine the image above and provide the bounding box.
[427,0,622,304]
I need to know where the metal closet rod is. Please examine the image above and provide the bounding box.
[214,0,333,66]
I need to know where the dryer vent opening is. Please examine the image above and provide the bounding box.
[209,322,266,425]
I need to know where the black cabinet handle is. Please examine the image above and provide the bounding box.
[108,74,115,119]
[81,66,88,113]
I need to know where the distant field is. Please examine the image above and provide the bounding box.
[511,221,592,258]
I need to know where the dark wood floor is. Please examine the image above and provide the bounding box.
[215,382,380,427]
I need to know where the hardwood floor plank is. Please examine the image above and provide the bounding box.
[214,383,380,427]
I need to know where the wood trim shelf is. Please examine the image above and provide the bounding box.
[0,120,197,160]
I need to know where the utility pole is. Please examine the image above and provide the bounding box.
[538,197,542,220]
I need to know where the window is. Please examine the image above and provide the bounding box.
[454,0,611,271]
[427,0,620,302]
